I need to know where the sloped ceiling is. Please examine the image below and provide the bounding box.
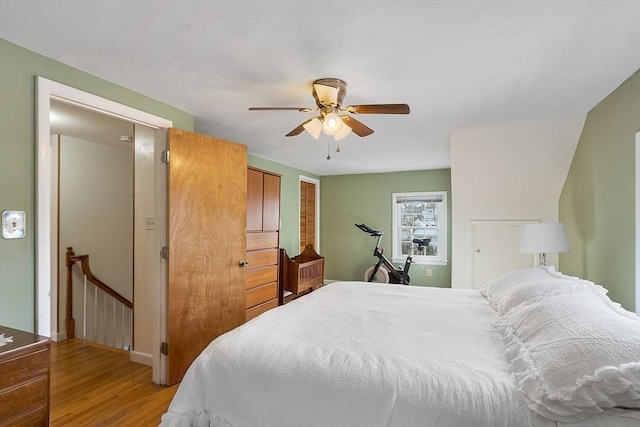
[1,0,638,176]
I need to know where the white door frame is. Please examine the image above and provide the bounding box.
[36,77,172,382]
[299,175,320,252]
[636,132,640,315]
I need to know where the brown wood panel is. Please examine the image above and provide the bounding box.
[246,282,277,308]
[246,265,277,290]
[247,168,264,231]
[246,298,278,321]
[262,172,281,231]
[167,128,247,386]
[247,231,278,250]
[246,248,277,269]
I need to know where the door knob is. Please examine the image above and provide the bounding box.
[239,260,249,267]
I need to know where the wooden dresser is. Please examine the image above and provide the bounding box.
[0,325,50,427]
[246,166,281,320]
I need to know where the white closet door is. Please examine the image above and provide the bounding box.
[471,220,537,289]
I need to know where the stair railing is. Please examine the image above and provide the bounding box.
[65,247,133,350]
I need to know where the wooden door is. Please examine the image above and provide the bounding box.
[299,181,316,252]
[166,128,247,386]
[263,173,281,231]
[246,168,264,232]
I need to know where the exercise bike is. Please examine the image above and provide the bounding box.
[355,223,430,285]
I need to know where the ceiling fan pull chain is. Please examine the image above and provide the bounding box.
[326,136,331,160]
[336,140,341,152]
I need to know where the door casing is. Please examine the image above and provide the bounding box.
[36,77,172,383]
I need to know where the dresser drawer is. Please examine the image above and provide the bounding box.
[247,232,278,251]
[246,265,277,290]
[0,348,48,390]
[0,376,48,421]
[246,248,277,270]
[1,406,48,427]
[246,282,277,309]
[246,298,278,321]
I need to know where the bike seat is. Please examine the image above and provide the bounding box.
[412,238,431,247]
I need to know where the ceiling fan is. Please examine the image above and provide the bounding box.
[249,78,410,141]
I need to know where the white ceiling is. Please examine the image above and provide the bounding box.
[1,1,639,176]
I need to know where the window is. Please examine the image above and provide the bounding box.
[392,191,447,265]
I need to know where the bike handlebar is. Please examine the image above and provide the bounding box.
[355,223,383,236]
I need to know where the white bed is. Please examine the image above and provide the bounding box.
[160,268,640,427]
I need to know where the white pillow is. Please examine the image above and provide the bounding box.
[481,266,590,315]
[495,291,640,422]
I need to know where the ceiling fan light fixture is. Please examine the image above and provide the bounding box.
[303,117,323,139]
[322,112,343,136]
[313,83,339,106]
[334,122,352,141]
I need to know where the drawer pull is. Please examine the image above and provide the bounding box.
[239,260,249,267]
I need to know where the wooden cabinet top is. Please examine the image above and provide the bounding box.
[0,325,49,359]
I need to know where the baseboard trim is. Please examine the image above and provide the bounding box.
[51,330,67,342]
[131,350,153,366]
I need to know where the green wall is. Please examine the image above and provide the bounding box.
[320,169,452,287]
[0,38,194,331]
[247,155,319,255]
[559,69,639,312]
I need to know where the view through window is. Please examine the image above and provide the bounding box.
[392,191,448,265]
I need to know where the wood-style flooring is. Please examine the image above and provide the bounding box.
[50,339,178,426]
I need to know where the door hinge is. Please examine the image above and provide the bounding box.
[161,150,170,164]
[160,247,169,260]
[160,342,168,355]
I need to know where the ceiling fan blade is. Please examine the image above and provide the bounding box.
[285,119,313,137]
[345,104,410,115]
[249,107,314,112]
[341,116,374,137]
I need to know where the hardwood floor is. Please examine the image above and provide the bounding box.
[50,339,178,426]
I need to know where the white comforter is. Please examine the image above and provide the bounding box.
[160,281,638,427]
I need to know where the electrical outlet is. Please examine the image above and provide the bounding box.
[145,216,155,230]
[426,268,432,277]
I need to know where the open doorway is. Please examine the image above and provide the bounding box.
[52,100,135,352]
[36,77,172,382]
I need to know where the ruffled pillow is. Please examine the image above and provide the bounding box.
[495,291,640,422]
[480,267,605,315]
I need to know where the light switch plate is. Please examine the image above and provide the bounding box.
[2,210,26,239]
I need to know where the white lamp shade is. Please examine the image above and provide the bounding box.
[303,117,322,139]
[322,112,344,136]
[519,222,569,254]
[334,122,352,141]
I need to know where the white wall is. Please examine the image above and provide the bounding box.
[58,135,133,339]
[450,115,584,288]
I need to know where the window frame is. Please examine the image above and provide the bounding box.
[391,191,448,266]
